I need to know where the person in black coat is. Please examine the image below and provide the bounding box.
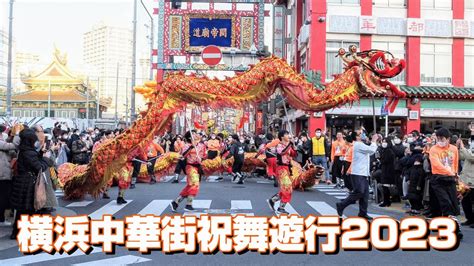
[379,136,396,207]
[407,154,425,214]
[392,135,406,201]
[10,128,49,239]
[226,134,245,184]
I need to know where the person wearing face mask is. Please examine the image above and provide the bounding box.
[458,125,474,228]
[428,127,462,239]
[10,128,50,239]
[377,137,396,207]
[0,124,21,226]
[391,134,405,202]
[226,134,246,184]
[71,133,89,165]
[311,128,331,184]
[206,134,220,160]
[331,132,347,188]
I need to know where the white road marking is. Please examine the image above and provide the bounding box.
[0,247,102,264]
[73,255,151,266]
[231,200,252,210]
[138,200,172,215]
[66,201,94,207]
[192,200,212,209]
[88,200,132,220]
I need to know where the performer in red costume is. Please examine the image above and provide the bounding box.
[257,133,279,187]
[267,130,296,215]
[170,130,206,212]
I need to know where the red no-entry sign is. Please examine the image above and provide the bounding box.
[201,45,222,66]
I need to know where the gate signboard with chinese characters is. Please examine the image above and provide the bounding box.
[184,14,236,51]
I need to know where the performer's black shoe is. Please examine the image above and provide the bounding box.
[184,205,195,212]
[130,184,136,189]
[273,179,278,187]
[275,207,289,215]
[232,174,237,182]
[358,214,373,221]
[170,201,178,212]
[172,178,179,183]
[267,199,275,212]
[336,202,344,217]
[150,178,157,184]
[237,178,244,184]
[102,193,110,199]
[117,197,127,205]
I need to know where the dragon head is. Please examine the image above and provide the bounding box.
[339,46,406,112]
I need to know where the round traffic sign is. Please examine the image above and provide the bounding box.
[201,45,222,66]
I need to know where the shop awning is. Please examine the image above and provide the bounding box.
[400,85,474,100]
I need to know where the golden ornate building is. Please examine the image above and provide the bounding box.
[11,49,109,118]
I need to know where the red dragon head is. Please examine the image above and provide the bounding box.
[339,47,406,112]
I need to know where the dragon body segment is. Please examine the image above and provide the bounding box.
[59,49,405,199]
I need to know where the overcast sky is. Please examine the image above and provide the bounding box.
[0,0,152,66]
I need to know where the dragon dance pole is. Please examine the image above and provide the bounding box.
[371,95,377,134]
[185,105,201,162]
[279,87,293,136]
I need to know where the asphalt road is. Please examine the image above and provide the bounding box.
[1,175,473,265]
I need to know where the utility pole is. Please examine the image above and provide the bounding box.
[96,77,100,119]
[140,0,154,80]
[6,0,14,118]
[131,0,138,121]
[115,63,120,127]
[86,77,89,122]
[47,80,51,117]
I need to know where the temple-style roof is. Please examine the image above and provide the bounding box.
[400,85,474,100]
[12,90,90,102]
[21,47,85,86]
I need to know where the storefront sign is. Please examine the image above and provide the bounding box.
[406,18,425,36]
[326,106,408,117]
[421,109,474,119]
[453,20,471,38]
[273,6,285,58]
[359,16,377,34]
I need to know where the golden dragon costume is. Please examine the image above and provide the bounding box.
[58,47,406,199]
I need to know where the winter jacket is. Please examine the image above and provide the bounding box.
[0,136,20,181]
[71,139,88,164]
[392,143,405,171]
[407,164,425,200]
[226,142,245,162]
[379,147,396,185]
[459,147,474,188]
[10,145,48,211]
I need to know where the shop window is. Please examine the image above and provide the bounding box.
[373,0,406,7]
[326,40,359,81]
[467,1,474,9]
[372,41,406,84]
[420,43,452,85]
[465,45,474,87]
[327,0,359,4]
[421,0,451,9]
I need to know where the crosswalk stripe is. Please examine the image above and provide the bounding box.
[325,192,347,195]
[273,202,298,215]
[307,201,342,216]
[138,200,172,215]
[72,255,151,266]
[335,196,346,199]
[231,200,252,210]
[257,180,272,184]
[66,201,94,207]
[317,189,344,192]
[0,247,102,265]
[192,200,212,209]
[89,200,133,220]
[161,176,174,182]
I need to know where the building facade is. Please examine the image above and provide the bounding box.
[83,23,133,117]
[11,49,108,119]
[281,0,474,137]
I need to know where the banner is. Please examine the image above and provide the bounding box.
[185,15,236,50]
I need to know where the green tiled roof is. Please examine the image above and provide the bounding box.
[400,85,474,99]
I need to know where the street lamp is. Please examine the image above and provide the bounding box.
[141,0,154,81]
[6,0,14,118]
